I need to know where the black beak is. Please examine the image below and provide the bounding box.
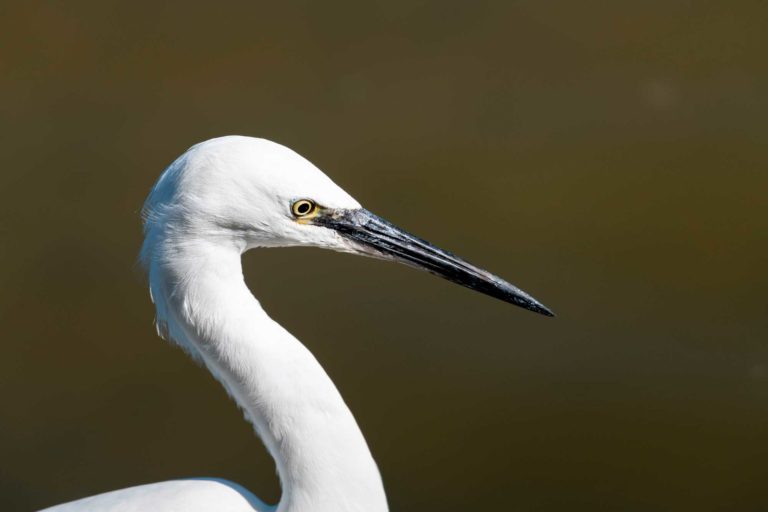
[314,208,554,317]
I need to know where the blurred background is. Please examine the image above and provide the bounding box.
[1,1,767,510]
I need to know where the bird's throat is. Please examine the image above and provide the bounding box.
[147,238,388,512]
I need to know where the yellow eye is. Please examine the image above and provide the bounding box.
[291,199,317,217]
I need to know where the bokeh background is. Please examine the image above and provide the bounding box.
[1,1,767,510]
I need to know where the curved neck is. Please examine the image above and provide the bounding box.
[147,237,388,512]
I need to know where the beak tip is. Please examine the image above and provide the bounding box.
[502,287,554,317]
[520,299,555,317]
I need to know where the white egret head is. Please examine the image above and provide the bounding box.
[143,135,553,315]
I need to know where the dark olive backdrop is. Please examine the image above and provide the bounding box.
[1,1,767,511]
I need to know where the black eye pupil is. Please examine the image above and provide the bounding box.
[297,202,310,214]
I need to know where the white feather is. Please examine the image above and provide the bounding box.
[42,137,387,512]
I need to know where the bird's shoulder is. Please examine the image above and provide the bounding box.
[38,478,272,512]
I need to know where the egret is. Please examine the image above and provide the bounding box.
[41,136,553,512]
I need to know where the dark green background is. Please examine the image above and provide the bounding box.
[1,1,767,510]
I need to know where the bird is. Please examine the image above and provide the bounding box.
[40,136,553,512]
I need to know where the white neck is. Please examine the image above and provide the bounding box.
[145,235,388,512]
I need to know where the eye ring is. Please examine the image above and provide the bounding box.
[291,199,317,217]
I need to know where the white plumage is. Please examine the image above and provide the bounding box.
[41,136,551,512]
